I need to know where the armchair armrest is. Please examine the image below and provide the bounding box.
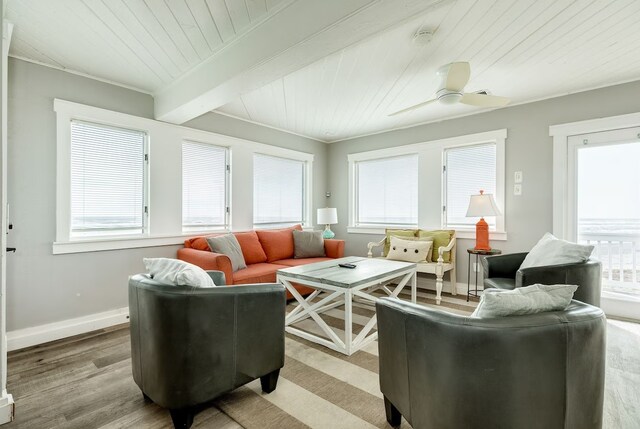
[483,252,528,278]
[206,270,226,286]
[324,239,345,258]
[367,237,386,257]
[516,260,602,306]
[177,248,233,285]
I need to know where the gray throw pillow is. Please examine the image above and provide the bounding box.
[471,283,578,318]
[206,234,247,272]
[293,230,326,258]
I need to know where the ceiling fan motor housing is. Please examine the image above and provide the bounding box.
[436,88,463,104]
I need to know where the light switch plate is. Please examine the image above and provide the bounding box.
[514,171,523,183]
[514,184,522,195]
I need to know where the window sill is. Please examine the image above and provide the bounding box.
[52,231,228,255]
[346,226,508,241]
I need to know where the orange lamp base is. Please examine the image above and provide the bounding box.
[474,217,491,251]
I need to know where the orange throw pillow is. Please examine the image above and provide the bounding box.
[184,234,221,251]
[234,231,268,265]
[256,224,302,262]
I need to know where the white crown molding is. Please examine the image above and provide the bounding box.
[9,55,154,96]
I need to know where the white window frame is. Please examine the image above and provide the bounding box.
[54,99,314,254]
[252,152,313,230]
[351,154,420,229]
[347,129,506,239]
[442,142,503,233]
[68,119,150,239]
[181,140,230,233]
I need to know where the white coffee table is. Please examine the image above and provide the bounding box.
[277,256,417,356]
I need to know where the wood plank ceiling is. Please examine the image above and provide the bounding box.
[217,0,640,142]
[7,0,640,142]
[7,0,289,92]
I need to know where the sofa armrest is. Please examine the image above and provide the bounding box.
[483,252,528,279]
[177,248,234,285]
[324,239,345,258]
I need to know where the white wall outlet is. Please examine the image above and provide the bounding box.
[514,171,523,183]
[473,262,480,272]
[514,184,522,195]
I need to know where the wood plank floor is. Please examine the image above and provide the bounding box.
[4,306,640,428]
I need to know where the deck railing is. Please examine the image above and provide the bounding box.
[579,232,640,294]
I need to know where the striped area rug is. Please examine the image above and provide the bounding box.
[214,289,476,429]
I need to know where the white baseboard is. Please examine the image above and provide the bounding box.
[0,390,14,425]
[7,307,129,352]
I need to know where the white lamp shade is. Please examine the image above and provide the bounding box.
[317,207,338,225]
[466,193,501,217]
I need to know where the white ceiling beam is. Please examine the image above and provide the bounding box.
[154,0,449,124]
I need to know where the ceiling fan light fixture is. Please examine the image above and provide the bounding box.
[437,91,462,105]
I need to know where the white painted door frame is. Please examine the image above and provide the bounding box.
[550,112,640,322]
[0,17,14,425]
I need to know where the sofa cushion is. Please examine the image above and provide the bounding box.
[232,263,288,284]
[256,224,302,262]
[383,229,417,256]
[206,234,247,272]
[277,257,333,267]
[293,230,326,258]
[234,231,268,265]
[418,229,453,262]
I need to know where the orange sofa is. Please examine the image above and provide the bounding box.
[177,225,345,299]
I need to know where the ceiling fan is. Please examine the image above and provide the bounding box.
[389,62,510,116]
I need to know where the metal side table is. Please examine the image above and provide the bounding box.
[467,248,502,301]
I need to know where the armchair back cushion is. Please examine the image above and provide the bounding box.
[256,224,302,262]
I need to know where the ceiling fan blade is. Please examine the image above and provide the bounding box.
[444,62,470,91]
[388,98,438,116]
[460,92,510,107]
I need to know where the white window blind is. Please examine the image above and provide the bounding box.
[182,141,228,231]
[445,143,497,228]
[70,120,146,237]
[356,154,418,226]
[253,154,305,228]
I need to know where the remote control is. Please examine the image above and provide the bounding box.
[338,263,356,269]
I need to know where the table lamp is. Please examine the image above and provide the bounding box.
[466,190,501,251]
[317,208,338,239]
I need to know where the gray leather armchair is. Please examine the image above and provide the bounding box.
[482,252,602,306]
[129,271,286,428]
[376,297,606,429]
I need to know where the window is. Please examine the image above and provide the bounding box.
[70,120,147,238]
[354,154,418,226]
[444,143,497,229]
[253,154,306,228]
[182,141,229,231]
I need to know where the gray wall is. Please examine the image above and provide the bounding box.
[327,80,640,283]
[6,58,326,331]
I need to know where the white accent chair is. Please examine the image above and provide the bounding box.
[367,232,456,304]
